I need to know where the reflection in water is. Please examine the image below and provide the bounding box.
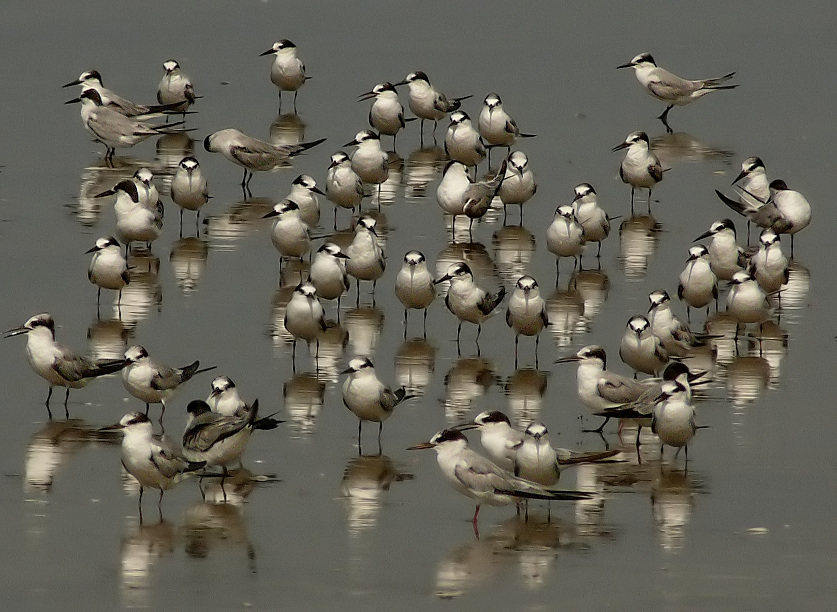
[404,146,446,199]
[119,251,162,327]
[284,372,326,435]
[395,338,436,397]
[344,307,385,357]
[155,133,195,172]
[775,261,810,317]
[184,496,256,571]
[705,312,739,367]
[492,224,535,287]
[750,322,788,387]
[376,151,403,207]
[72,158,160,228]
[341,454,413,536]
[25,419,120,492]
[169,237,209,294]
[726,355,770,407]
[504,369,548,426]
[651,468,707,552]
[435,241,499,298]
[204,197,275,250]
[650,132,734,166]
[619,214,661,279]
[198,468,260,505]
[443,357,497,424]
[88,317,132,361]
[270,113,306,147]
[546,286,585,347]
[120,519,176,609]
[316,320,350,382]
[569,268,610,323]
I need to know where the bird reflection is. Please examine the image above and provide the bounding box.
[119,251,162,326]
[546,285,585,346]
[619,214,661,279]
[74,158,154,227]
[651,468,707,551]
[726,355,770,406]
[751,321,788,386]
[87,317,132,361]
[395,337,436,397]
[649,132,734,166]
[344,307,384,357]
[120,518,176,609]
[404,146,446,199]
[270,113,306,146]
[376,151,402,207]
[492,224,535,287]
[443,357,497,424]
[25,419,119,492]
[504,369,548,425]
[204,197,275,249]
[436,241,498,292]
[155,132,194,170]
[775,261,810,316]
[169,237,209,294]
[283,372,326,435]
[341,454,413,536]
[705,313,740,366]
[569,268,610,323]
[316,320,350,381]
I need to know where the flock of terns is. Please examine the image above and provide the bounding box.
[5,41,814,535]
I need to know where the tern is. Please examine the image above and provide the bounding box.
[435,262,506,350]
[63,69,184,117]
[546,205,585,281]
[617,53,737,132]
[505,275,548,366]
[395,71,471,142]
[725,270,771,333]
[497,151,537,220]
[284,282,327,367]
[206,376,247,417]
[478,92,535,151]
[436,159,506,233]
[619,315,668,377]
[344,130,389,205]
[325,151,364,225]
[5,313,127,418]
[394,250,436,336]
[121,345,216,419]
[157,59,198,116]
[262,199,311,261]
[203,128,325,189]
[444,111,486,170]
[345,215,386,302]
[694,219,745,281]
[260,39,309,111]
[358,81,412,147]
[652,379,698,462]
[87,236,130,306]
[97,180,163,253]
[715,156,770,243]
[284,174,324,226]
[309,243,351,309]
[407,429,592,535]
[749,229,789,294]
[647,290,710,356]
[612,131,663,214]
[170,157,210,231]
[571,183,610,258]
[677,245,718,321]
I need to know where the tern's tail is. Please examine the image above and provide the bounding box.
[290,138,327,156]
[495,487,594,501]
[558,449,622,465]
[715,189,749,216]
[179,362,217,383]
[92,358,129,377]
[702,72,736,87]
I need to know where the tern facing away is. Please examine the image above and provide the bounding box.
[617,53,738,132]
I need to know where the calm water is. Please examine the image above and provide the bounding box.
[1,1,835,610]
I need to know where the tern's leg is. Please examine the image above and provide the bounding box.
[160,401,166,424]
[292,339,297,372]
[179,209,184,237]
[138,486,144,523]
[221,466,228,503]
[535,335,540,369]
[582,416,610,433]
[63,388,70,419]
[145,403,150,416]
[630,187,635,214]
[519,203,524,225]
[419,119,425,147]
[423,308,428,338]
[555,258,560,287]
[456,321,462,355]
[44,387,54,420]
[658,105,674,133]
[472,504,481,539]
[97,287,101,306]
[357,419,363,453]
[293,91,298,113]
[597,241,602,258]
[514,335,519,369]
[403,309,408,339]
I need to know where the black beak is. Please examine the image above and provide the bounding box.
[693,229,714,242]
[611,141,630,152]
[731,169,748,185]
[555,356,581,364]
[616,62,634,69]
[434,274,452,285]
[64,97,81,105]
[259,49,274,57]
[85,245,100,254]
[311,186,325,195]
[357,91,376,101]
[62,79,82,88]
[262,210,280,218]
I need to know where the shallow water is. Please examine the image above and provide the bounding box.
[1,1,836,609]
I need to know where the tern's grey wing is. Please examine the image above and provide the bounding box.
[230,138,288,171]
[453,453,512,494]
[648,160,664,183]
[597,375,646,404]
[378,387,399,413]
[150,434,190,478]
[51,347,98,382]
[183,414,247,452]
[150,363,182,390]
[504,118,520,137]
[433,91,451,113]
[672,321,697,345]
[647,69,700,101]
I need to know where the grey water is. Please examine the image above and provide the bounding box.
[1,1,835,609]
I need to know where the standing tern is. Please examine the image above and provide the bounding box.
[435,262,506,351]
[170,157,210,231]
[497,151,537,220]
[693,219,745,281]
[345,215,386,302]
[203,128,325,189]
[157,59,198,116]
[677,245,718,321]
[571,183,610,258]
[260,39,309,111]
[407,429,592,535]
[725,270,771,333]
[505,275,548,367]
[5,313,127,418]
[444,111,486,170]
[284,174,323,226]
[325,151,364,225]
[358,82,412,147]
[341,356,413,451]
[715,156,770,243]
[309,243,351,309]
[262,199,311,262]
[97,180,162,252]
[617,53,738,132]
[546,205,585,281]
[749,229,789,294]
[612,131,663,214]
[344,130,389,206]
[395,71,471,143]
[478,93,535,151]
[284,282,327,367]
[652,379,698,462]
[619,315,668,377]
[647,290,709,356]
[121,345,216,419]
[394,250,436,336]
[87,236,130,306]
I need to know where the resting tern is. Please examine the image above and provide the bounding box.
[157,59,198,115]
[170,157,210,230]
[505,275,548,366]
[612,131,663,214]
[206,376,247,417]
[87,236,130,306]
[693,219,745,281]
[395,71,471,142]
[260,39,309,111]
[63,69,184,117]
[395,250,436,335]
[435,262,506,350]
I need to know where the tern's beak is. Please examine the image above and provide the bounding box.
[406,441,435,450]
[611,141,630,152]
[616,62,634,69]
[85,245,101,254]
[334,252,350,259]
[731,169,748,185]
[393,80,408,87]
[555,356,581,364]
[311,186,325,195]
[4,326,30,338]
[572,191,584,203]
[101,422,124,431]
[209,388,221,398]
[340,367,354,375]
[64,97,81,105]
[450,422,478,432]
[259,48,275,57]
[693,229,714,242]
[433,274,452,285]
[94,189,115,198]
[343,139,359,147]
[262,209,280,219]
[357,91,376,101]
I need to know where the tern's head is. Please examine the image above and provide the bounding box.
[69,87,104,107]
[329,151,351,167]
[318,242,348,259]
[659,378,689,400]
[179,157,200,171]
[133,168,154,186]
[358,81,397,101]
[292,174,323,195]
[344,130,379,147]
[686,245,709,261]
[403,250,426,267]
[572,182,596,202]
[63,70,103,88]
[662,361,691,381]
[398,71,430,87]
[728,270,755,286]
[294,281,318,299]
[407,428,468,451]
[733,156,766,184]
[627,315,651,337]
[508,150,529,174]
[695,218,736,241]
[263,199,300,219]
[355,214,378,235]
[449,110,469,125]
[112,412,153,435]
[442,160,469,177]
[5,313,55,338]
[612,131,650,152]
[556,345,607,368]
[483,92,502,109]
[86,236,121,254]
[759,229,781,248]
[473,410,512,428]
[524,422,549,440]
[768,179,789,193]
[555,205,577,221]
[124,345,150,363]
[163,59,180,73]
[617,53,656,69]
[210,375,235,396]
[342,355,374,375]
[260,39,297,56]
[435,261,473,285]
[648,289,671,310]
[514,275,539,296]
[186,400,212,417]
